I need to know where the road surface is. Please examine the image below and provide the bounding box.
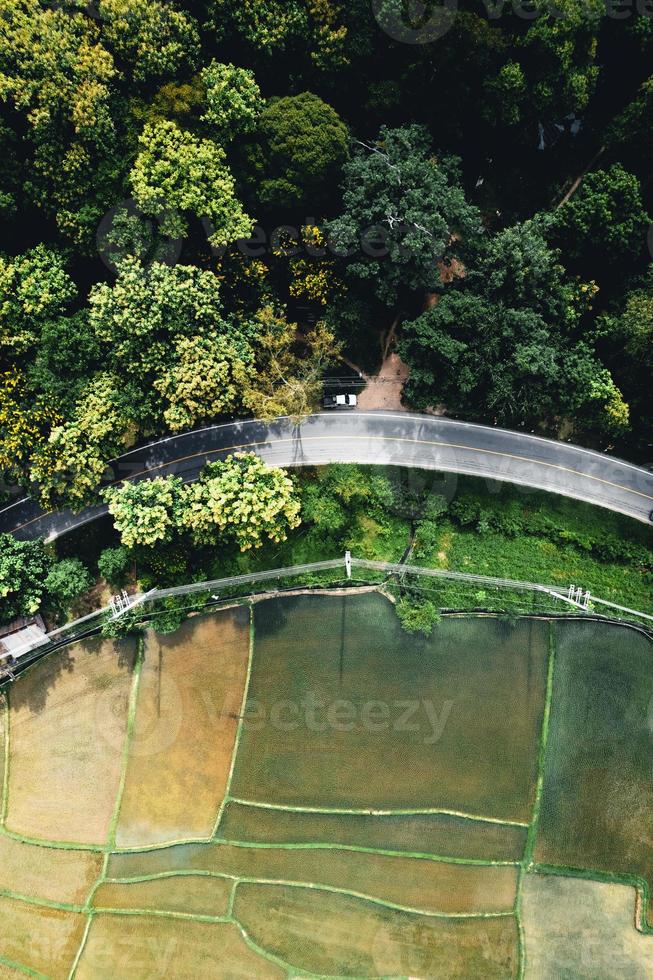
[1,412,652,541]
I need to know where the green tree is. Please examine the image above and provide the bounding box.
[607,75,653,169]
[130,120,253,245]
[326,126,480,307]
[256,93,349,209]
[512,0,603,121]
[180,453,301,550]
[104,476,184,549]
[200,61,263,138]
[598,266,653,442]
[395,594,441,636]
[97,0,200,84]
[208,0,347,71]
[399,219,628,437]
[97,546,131,587]
[242,309,341,421]
[44,558,92,613]
[0,370,56,485]
[0,246,76,355]
[553,165,650,272]
[0,533,53,624]
[88,258,254,428]
[0,0,121,245]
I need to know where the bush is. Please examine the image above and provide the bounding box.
[98,547,131,587]
[395,595,441,636]
[0,534,54,624]
[44,558,93,612]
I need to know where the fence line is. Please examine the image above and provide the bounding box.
[3,554,652,679]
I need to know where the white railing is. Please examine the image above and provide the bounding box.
[2,554,651,682]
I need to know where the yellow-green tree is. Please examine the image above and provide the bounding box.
[0,370,57,484]
[104,476,184,549]
[0,0,120,245]
[97,0,200,84]
[181,453,301,550]
[153,334,251,432]
[200,61,263,138]
[243,307,341,422]
[0,246,76,355]
[130,120,253,245]
[30,374,137,510]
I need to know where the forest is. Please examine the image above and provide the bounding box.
[1,0,653,622]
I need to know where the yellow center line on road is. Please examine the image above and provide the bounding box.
[12,433,653,534]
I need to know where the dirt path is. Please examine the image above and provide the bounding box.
[356,352,410,411]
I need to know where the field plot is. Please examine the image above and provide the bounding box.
[0,895,86,980]
[0,835,102,905]
[75,913,284,979]
[522,873,653,978]
[219,800,527,862]
[5,599,648,978]
[235,883,518,977]
[6,637,137,844]
[535,621,653,924]
[93,874,232,917]
[108,841,518,914]
[116,608,250,847]
[231,594,548,821]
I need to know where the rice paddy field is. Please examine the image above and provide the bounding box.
[0,593,651,978]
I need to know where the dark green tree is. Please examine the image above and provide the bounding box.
[552,165,650,274]
[399,219,628,437]
[255,93,349,209]
[326,126,480,307]
[44,558,92,613]
[0,533,53,624]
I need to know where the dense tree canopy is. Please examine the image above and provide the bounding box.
[399,219,628,436]
[0,247,76,355]
[130,120,253,244]
[201,61,263,138]
[0,0,651,605]
[326,126,480,307]
[181,453,301,550]
[255,93,349,209]
[0,533,90,622]
[97,0,200,84]
[552,165,650,274]
[104,476,185,549]
[104,454,302,553]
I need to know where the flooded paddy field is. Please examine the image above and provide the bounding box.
[0,595,650,977]
[535,620,653,926]
[218,801,528,862]
[231,594,549,822]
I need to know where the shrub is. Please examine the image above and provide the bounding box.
[98,547,131,587]
[44,558,93,612]
[395,595,441,635]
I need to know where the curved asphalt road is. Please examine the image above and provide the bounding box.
[1,411,652,541]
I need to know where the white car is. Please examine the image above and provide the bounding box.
[323,393,357,409]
